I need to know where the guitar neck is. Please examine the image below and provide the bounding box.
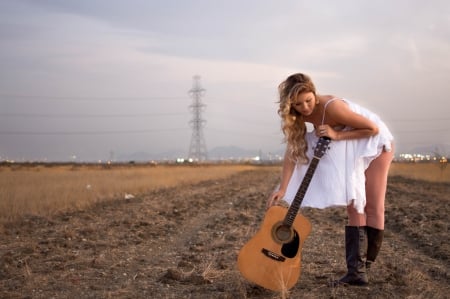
[284,157,320,226]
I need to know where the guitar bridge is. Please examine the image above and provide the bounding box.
[262,248,286,262]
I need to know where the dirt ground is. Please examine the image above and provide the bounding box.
[0,167,449,298]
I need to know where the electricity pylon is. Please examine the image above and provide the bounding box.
[188,75,208,161]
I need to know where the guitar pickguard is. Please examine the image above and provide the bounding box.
[281,230,300,258]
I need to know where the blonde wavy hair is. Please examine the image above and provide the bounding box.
[278,73,317,164]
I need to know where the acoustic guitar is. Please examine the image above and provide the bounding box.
[237,137,331,291]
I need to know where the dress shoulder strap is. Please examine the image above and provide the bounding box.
[321,98,340,125]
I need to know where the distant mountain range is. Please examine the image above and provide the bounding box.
[117,146,284,162]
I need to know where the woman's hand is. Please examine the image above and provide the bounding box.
[266,190,285,209]
[316,124,338,140]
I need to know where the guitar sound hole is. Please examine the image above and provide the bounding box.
[274,224,293,243]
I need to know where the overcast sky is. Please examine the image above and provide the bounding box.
[0,0,449,161]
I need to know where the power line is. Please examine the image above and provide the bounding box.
[0,128,189,135]
[0,93,188,102]
[0,125,446,137]
[387,118,450,122]
[0,112,185,118]
[208,127,281,138]
[394,129,449,133]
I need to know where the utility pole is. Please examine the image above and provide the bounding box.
[188,75,208,161]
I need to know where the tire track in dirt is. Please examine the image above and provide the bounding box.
[150,168,281,298]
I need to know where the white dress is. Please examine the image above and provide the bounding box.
[283,99,394,213]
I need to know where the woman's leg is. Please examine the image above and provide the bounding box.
[364,146,394,229]
[347,145,394,227]
[347,205,366,226]
[336,144,394,286]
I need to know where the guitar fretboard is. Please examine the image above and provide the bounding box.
[284,157,320,226]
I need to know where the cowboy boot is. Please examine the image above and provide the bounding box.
[335,226,368,286]
[365,226,384,269]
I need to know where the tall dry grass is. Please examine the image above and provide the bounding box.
[389,162,449,182]
[0,163,262,226]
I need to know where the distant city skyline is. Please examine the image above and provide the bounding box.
[1,0,449,161]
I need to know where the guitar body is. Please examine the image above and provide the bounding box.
[237,137,330,291]
[237,205,312,291]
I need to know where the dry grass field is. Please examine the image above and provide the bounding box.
[389,162,449,182]
[0,163,256,226]
[0,162,449,298]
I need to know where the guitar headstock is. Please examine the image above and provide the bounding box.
[314,137,331,159]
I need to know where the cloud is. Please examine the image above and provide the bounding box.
[0,0,449,160]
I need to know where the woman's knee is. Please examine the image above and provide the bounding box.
[347,205,366,226]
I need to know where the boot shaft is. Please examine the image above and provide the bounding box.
[344,226,366,271]
[366,226,384,264]
[337,226,368,285]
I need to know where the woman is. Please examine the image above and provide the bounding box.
[267,73,394,286]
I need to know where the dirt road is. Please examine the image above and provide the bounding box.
[1,167,449,298]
